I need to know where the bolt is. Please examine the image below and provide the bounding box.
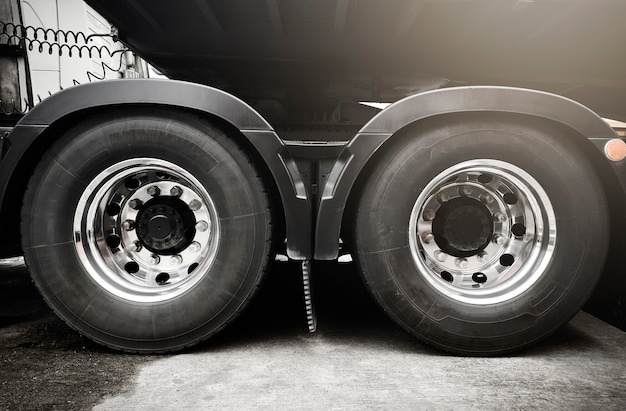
[188,199,202,211]
[480,193,494,204]
[170,255,183,265]
[122,220,135,231]
[133,241,142,252]
[434,250,447,262]
[460,186,473,196]
[455,258,468,269]
[494,212,507,223]
[170,186,183,197]
[188,241,201,253]
[196,221,209,232]
[493,234,507,246]
[477,251,487,263]
[148,254,160,265]
[423,209,436,221]
[147,186,161,197]
[128,199,142,210]
[438,192,449,203]
[421,232,434,244]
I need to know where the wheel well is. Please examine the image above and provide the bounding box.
[342,111,626,252]
[1,104,284,257]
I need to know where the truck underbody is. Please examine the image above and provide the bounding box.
[0,0,624,354]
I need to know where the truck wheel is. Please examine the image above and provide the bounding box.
[21,110,272,353]
[353,116,609,355]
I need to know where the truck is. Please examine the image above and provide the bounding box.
[1,0,625,355]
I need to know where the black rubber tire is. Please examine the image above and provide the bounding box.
[21,109,273,353]
[353,115,609,355]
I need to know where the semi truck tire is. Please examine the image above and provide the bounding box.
[21,110,273,353]
[353,116,609,355]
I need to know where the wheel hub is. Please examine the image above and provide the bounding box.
[433,197,492,256]
[136,198,196,254]
[147,215,173,240]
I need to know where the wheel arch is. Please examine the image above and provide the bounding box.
[0,80,299,257]
[315,86,622,260]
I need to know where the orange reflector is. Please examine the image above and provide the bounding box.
[604,139,626,162]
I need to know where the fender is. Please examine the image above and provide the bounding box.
[314,86,619,260]
[0,79,312,259]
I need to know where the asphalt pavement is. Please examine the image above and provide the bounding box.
[1,258,625,410]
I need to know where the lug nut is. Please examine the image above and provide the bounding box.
[455,258,468,269]
[147,186,161,197]
[477,251,487,263]
[493,234,507,246]
[460,186,473,196]
[188,199,202,211]
[128,199,142,210]
[170,255,183,265]
[480,193,494,204]
[122,220,135,231]
[434,250,447,262]
[423,209,436,221]
[170,186,183,197]
[188,241,201,253]
[133,241,142,252]
[421,232,434,244]
[148,254,160,265]
[437,192,449,203]
[196,221,209,232]
[494,212,507,223]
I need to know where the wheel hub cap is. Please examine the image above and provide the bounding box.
[433,197,492,256]
[136,199,196,254]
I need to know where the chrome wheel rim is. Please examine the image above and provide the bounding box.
[408,159,556,305]
[73,158,220,303]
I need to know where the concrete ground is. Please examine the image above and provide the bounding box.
[1,258,625,410]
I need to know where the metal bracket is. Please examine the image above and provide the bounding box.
[302,260,317,333]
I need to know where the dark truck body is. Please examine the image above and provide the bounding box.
[0,0,625,353]
[88,0,626,123]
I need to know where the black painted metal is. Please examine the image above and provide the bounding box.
[314,86,619,259]
[243,130,314,259]
[15,79,271,130]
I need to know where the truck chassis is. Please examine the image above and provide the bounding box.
[1,0,625,355]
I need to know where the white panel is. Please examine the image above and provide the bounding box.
[29,70,60,103]
[21,0,60,74]
[57,0,92,88]
[21,0,58,29]
[18,0,141,101]
[85,4,125,81]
